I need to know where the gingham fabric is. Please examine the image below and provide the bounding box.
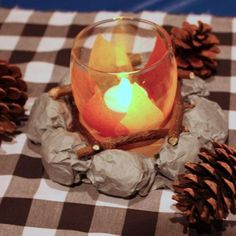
[0,7,236,236]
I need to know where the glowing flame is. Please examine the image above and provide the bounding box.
[104,77,132,113]
[104,77,164,133]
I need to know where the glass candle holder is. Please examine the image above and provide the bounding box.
[70,17,177,139]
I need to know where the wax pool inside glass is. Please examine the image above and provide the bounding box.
[71,33,177,138]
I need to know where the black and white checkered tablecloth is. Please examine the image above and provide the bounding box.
[0,7,236,236]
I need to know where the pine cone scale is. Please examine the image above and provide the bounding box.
[204,179,217,195]
[199,163,215,176]
[183,187,196,197]
[200,21,212,33]
[223,194,232,211]
[0,75,16,87]
[176,203,189,212]
[223,177,236,195]
[196,34,206,40]
[16,79,27,92]
[217,161,233,176]
[8,64,22,78]
[0,117,16,133]
[192,39,202,47]
[202,34,219,45]
[0,88,6,99]
[200,50,217,59]
[176,56,189,68]
[198,151,215,163]
[175,38,191,49]
[0,62,8,76]
[7,87,22,100]
[9,103,23,114]
[222,144,236,155]
[0,102,9,113]
[206,197,217,212]
[189,57,204,68]
[200,205,209,222]
[183,173,199,184]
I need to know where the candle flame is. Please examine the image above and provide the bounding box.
[104,77,132,113]
[104,76,164,133]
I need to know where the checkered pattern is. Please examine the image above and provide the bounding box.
[0,7,236,235]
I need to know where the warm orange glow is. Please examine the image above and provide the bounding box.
[71,61,97,109]
[120,82,164,132]
[138,35,177,119]
[88,35,133,73]
[82,90,128,137]
[104,76,164,133]
[104,77,132,113]
[71,34,175,137]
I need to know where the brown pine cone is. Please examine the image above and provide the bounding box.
[172,142,236,224]
[0,60,28,144]
[171,21,220,79]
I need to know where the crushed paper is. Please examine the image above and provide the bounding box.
[87,149,156,197]
[154,133,201,189]
[183,95,228,149]
[26,75,228,198]
[41,128,90,186]
[26,94,90,186]
[26,93,72,144]
[181,77,209,97]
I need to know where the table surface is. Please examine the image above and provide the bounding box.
[0,7,236,236]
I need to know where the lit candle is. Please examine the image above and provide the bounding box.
[104,77,132,113]
[104,77,164,133]
[75,34,168,137]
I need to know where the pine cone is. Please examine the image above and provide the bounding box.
[172,142,236,224]
[171,21,220,79]
[0,60,28,144]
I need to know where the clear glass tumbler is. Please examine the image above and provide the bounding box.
[70,17,177,139]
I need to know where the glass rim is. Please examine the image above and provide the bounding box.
[71,16,173,76]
